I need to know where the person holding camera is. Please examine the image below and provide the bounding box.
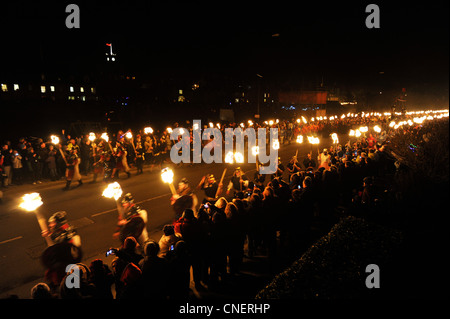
[158,224,182,258]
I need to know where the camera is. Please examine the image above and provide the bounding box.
[105,248,117,257]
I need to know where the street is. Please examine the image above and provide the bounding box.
[0,139,327,295]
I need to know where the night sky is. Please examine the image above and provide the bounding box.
[0,1,448,120]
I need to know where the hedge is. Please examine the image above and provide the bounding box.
[255,216,403,299]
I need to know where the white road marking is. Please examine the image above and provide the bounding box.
[0,236,23,245]
[90,193,171,217]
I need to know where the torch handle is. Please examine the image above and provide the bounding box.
[169,183,177,196]
[215,168,227,198]
[35,210,54,247]
[57,146,68,165]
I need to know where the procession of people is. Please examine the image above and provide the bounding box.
[2,109,449,299]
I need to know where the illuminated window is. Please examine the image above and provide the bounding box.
[41,86,46,93]
[14,84,19,91]
[80,87,84,92]
[91,87,95,93]
[50,86,55,92]
[70,86,74,92]
[81,96,86,101]
[1,84,7,92]
[178,95,185,102]
[179,89,183,95]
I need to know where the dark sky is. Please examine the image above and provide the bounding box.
[1,1,448,91]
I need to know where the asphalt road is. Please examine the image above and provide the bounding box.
[0,138,333,294]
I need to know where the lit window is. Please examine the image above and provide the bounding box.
[81,96,86,101]
[179,89,183,95]
[91,87,95,93]
[50,86,55,92]
[235,98,239,103]
[80,87,84,93]
[70,86,74,92]
[1,84,7,92]
[14,84,19,91]
[132,76,135,80]
[178,95,185,102]
[41,86,46,93]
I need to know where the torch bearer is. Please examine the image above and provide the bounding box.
[19,193,53,246]
[161,167,176,195]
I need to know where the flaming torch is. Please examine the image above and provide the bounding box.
[19,193,53,246]
[102,182,123,201]
[308,136,320,155]
[252,146,259,170]
[50,135,60,145]
[161,167,176,195]
[88,132,96,142]
[225,151,235,164]
[101,132,109,142]
[272,139,280,150]
[144,127,153,135]
[234,152,244,164]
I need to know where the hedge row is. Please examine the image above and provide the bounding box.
[255,216,403,299]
